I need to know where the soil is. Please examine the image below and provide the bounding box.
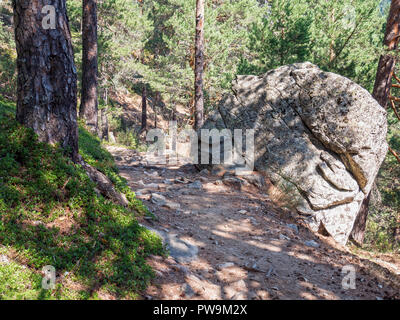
[107,145,400,300]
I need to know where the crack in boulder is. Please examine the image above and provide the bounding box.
[200,62,388,245]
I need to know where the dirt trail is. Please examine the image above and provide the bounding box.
[107,145,400,300]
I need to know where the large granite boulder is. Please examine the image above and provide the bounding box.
[202,62,388,245]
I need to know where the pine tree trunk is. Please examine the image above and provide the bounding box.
[351,0,400,244]
[141,85,147,132]
[194,0,205,131]
[12,0,79,161]
[79,0,98,133]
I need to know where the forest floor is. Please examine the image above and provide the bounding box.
[107,145,400,300]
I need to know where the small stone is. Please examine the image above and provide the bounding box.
[151,193,167,206]
[144,170,159,177]
[135,188,150,195]
[240,174,264,188]
[305,240,320,248]
[199,169,210,175]
[188,180,203,189]
[222,177,242,189]
[287,224,299,234]
[238,210,248,214]
[173,264,190,274]
[217,262,235,270]
[279,234,291,241]
[0,255,10,265]
[144,183,159,189]
[230,292,247,300]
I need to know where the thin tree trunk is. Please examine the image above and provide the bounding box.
[351,0,400,244]
[79,0,98,133]
[141,85,147,132]
[101,107,108,141]
[13,0,79,161]
[194,0,205,131]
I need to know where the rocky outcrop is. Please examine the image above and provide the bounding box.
[202,62,388,245]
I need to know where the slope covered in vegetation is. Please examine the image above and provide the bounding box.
[0,97,163,299]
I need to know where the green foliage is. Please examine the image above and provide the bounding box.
[239,0,386,93]
[240,0,311,73]
[0,3,16,98]
[115,130,140,150]
[0,98,164,299]
[147,0,264,109]
[0,253,49,300]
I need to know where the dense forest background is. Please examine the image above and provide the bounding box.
[0,0,399,250]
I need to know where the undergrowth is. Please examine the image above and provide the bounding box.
[0,96,164,299]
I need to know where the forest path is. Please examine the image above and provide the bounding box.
[106,145,400,300]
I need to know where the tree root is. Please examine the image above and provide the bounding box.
[79,157,129,207]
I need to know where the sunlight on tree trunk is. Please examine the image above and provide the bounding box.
[12,0,79,161]
[194,0,205,131]
[80,0,98,133]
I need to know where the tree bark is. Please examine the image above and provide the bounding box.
[351,0,400,244]
[350,193,371,244]
[373,55,397,108]
[79,0,98,133]
[194,0,205,131]
[101,107,108,141]
[12,0,79,161]
[141,85,147,132]
[372,0,400,109]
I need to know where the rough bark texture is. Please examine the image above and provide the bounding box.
[13,0,79,161]
[372,0,400,109]
[351,0,400,244]
[141,85,147,132]
[79,0,98,132]
[194,0,204,131]
[350,193,371,244]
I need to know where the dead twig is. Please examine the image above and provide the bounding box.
[389,146,400,163]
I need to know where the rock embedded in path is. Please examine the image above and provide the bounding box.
[187,180,203,189]
[199,169,210,175]
[287,224,299,234]
[304,240,320,248]
[140,224,199,264]
[163,201,181,210]
[201,62,388,245]
[151,193,167,206]
[217,262,235,270]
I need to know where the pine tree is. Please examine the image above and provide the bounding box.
[12,0,79,161]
